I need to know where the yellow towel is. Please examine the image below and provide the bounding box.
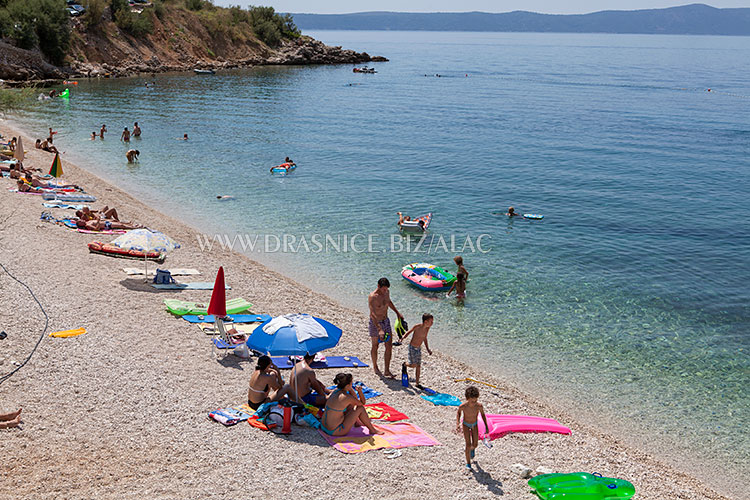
[50,328,87,338]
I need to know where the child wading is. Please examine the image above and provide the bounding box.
[401,313,433,387]
[456,386,489,469]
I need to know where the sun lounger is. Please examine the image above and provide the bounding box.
[152,282,231,290]
[212,318,248,357]
[164,297,252,316]
[88,241,165,262]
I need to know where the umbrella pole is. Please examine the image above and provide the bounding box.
[144,255,148,282]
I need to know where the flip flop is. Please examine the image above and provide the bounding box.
[384,449,402,459]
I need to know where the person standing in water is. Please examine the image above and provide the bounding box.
[100,124,107,139]
[126,149,139,163]
[132,122,141,138]
[121,127,130,142]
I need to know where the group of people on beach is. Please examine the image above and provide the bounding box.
[244,259,484,466]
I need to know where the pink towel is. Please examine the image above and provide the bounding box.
[477,414,571,441]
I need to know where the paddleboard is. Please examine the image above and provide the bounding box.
[523,214,544,220]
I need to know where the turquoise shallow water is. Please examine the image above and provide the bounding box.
[11,31,749,494]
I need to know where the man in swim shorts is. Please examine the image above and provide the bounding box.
[287,353,330,407]
[368,277,404,378]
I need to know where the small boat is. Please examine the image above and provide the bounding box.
[353,67,376,74]
[194,68,216,75]
[398,212,432,233]
[270,162,296,174]
[402,263,456,292]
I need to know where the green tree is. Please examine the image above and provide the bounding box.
[83,0,106,28]
[4,0,70,65]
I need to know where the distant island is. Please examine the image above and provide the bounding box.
[291,4,750,36]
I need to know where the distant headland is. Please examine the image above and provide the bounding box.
[290,4,750,36]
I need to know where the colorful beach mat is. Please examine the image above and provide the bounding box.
[180,313,268,323]
[273,356,369,370]
[319,422,440,454]
[153,282,230,290]
[365,402,409,422]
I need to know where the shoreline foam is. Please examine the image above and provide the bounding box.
[0,118,735,499]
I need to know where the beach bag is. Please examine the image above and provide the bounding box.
[153,269,174,284]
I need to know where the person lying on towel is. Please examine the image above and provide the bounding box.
[75,206,120,222]
[75,219,142,231]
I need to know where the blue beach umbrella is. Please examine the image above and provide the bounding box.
[246,316,342,356]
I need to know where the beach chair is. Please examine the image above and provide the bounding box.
[211,318,248,358]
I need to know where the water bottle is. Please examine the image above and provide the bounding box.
[401,362,409,388]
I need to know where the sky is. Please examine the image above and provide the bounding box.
[215,1,749,14]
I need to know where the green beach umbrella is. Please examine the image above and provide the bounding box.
[48,152,63,178]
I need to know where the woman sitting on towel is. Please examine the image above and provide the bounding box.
[321,373,384,437]
[247,356,284,410]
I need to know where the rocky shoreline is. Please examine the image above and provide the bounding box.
[0,36,387,85]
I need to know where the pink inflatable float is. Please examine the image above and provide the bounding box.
[477,414,572,441]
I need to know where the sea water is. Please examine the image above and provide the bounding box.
[11,31,749,496]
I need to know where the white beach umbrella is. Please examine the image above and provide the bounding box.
[110,228,181,277]
[14,136,24,162]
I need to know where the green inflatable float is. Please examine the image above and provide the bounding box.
[59,88,69,98]
[528,472,635,500]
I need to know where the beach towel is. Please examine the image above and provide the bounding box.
[273,356,368,370]
[262,315,293,334]
[420,393,461,406]
[247,416,273,431]
[326,381,382,399]
[152,282,231,290]
[290,313,328,342]
[181,313,270,324]
[365,402,409,422]
[319,422,440,454]
[164,297,252,316]
[43,202,85,210]
[477,414,572,441]
[49,327,86,338]
[208,404,253,426]
[123,267,200,276]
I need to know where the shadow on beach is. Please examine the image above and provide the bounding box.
[119,278,173,293]
[471,463,504,495]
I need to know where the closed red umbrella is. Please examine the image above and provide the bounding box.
[207,266,227,317]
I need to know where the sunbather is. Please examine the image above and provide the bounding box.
[75,219,141,231]
[35,139,58,154]
[75,206,119,221]
[24,173,79,190]
[321,373,383,436]
[0,408,22,429]
[286,353,330,406]
[247,355,284,410]
[16,180,44,193]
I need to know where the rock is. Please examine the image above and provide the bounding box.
[510,463,533,478]
[535,466,554,476]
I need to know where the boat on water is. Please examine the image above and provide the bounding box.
[353,67,376,74]
[401,263,456,292]
[194,68,216,75]
[398,212,432,233]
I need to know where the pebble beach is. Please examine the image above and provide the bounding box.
[0,120,735,500]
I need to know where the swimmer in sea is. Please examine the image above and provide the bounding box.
[216,195,234,200]
[507,207,520,217]
[126,149,140,163]
[91,132,97,140]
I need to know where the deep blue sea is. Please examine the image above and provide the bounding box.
[11,31,749,494]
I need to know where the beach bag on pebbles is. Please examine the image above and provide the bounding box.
[153,269,174,284]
